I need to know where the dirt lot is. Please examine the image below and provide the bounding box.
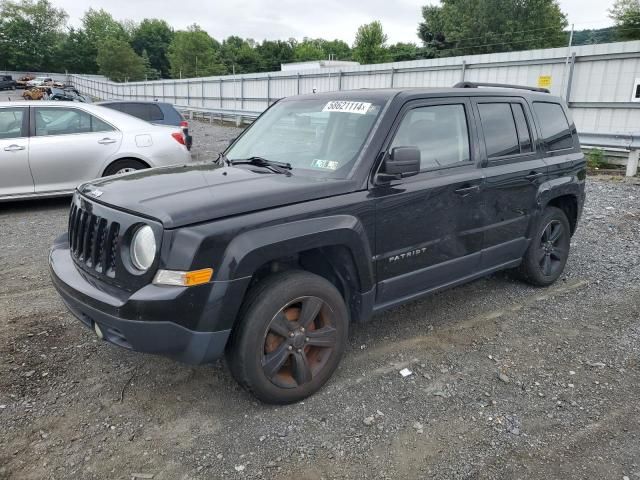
[1,120,639,479]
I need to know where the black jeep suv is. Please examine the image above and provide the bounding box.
[50,83,586,404]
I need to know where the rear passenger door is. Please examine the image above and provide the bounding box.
[473,97,547,269]
[28,107,122,193]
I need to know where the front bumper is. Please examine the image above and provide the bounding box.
[49,234,232,364]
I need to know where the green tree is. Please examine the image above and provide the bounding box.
[96,37,145,81]
[418,0,568,57]
[220,36,262,73]
[388,42,419,61]
[255,39,295,71]
[352,21,391,64]
[131,19,174,78]
[141,49,160,80]
[55,27,98,73]
[572,27,615,46]
[609,0,640,40]
[82,8,128,47]
[167,24,226,78]
[320,39,352,60]
[293,38,325,61]
[0,0,67,71]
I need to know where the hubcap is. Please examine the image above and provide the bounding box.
[115,167,137,175]
[538,219,566,277]
[262,296,336,389]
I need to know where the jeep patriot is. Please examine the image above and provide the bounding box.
[50,83,586,404]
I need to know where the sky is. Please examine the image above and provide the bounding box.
[58,0,615,45]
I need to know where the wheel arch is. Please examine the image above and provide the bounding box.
[536,179,583,236]
[102,157,151,176]
[546,194,579,235]
[216,216,376,324]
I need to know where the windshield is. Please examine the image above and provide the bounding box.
[226,98,384,178]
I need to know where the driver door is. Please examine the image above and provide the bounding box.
[0,106,32,197]
[372,98,486,307]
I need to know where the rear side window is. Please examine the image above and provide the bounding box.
[34,107,114,136]
[533,102,573,151]
[478,103,520,158]
[120,103,164,122]
[0,108,25,139]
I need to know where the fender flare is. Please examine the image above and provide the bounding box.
[215,215,375,292]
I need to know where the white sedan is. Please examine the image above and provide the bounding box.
[0,101,192,201]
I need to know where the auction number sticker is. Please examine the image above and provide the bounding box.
[322,101,372,115]
[312,159,339,170]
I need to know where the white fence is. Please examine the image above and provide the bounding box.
[64,41,640,136]
[4,40,640,137]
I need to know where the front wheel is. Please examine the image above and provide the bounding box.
[518,206,571,286]
[226,271,349,404]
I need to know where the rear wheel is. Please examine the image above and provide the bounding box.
[518,206,571,286]
[226,271,349,404]
[103,159,148,176]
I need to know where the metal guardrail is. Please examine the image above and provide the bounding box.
[175,106,261,126]
[579,132,639,176]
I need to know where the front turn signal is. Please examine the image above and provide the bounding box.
[153,268,213,287]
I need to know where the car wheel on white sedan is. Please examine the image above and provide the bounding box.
[103,159,149,177]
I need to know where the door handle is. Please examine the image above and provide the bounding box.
[4,144,25,152]
[525,171,544,181]
[454,184,480,196]
[98,138,116,144]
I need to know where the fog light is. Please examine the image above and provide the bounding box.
[153,268,213,287]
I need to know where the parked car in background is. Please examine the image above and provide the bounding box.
[16,75,34,89]
[49,87,90,103]
[21,87,46,100]
[0,75,16,90]
[98,100,192,150]
[26,76,53,87]
[0,101,191,201]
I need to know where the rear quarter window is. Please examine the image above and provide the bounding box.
[119,103,164,122]
[533,102,574,152]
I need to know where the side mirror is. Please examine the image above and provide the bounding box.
[379,147,421,181]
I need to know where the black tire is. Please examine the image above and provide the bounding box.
[226,270,349,404]
[103,159,148,177]
[518,206,571,286]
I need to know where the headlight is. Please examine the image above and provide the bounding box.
[130,225,156,271]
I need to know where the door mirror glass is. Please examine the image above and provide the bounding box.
[380,146,421,180]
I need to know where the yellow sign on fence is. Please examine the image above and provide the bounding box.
[538,75,552,88]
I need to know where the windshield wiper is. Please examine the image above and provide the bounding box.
[227,156,292,174]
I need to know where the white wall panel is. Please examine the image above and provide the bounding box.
[56,40,640,134]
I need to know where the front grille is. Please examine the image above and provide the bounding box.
[69,203,120,278]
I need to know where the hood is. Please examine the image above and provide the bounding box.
[79,162,357,228]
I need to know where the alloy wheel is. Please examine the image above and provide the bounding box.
[261,296,337,389]
[538,219,566,277]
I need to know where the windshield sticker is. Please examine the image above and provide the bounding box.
[322,101,372,115]
[312,159,339,170]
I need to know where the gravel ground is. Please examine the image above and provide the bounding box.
[1,120,639,479]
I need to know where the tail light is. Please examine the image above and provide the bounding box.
[171,132,186,146]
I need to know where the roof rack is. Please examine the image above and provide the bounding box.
[452,81,550,94]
